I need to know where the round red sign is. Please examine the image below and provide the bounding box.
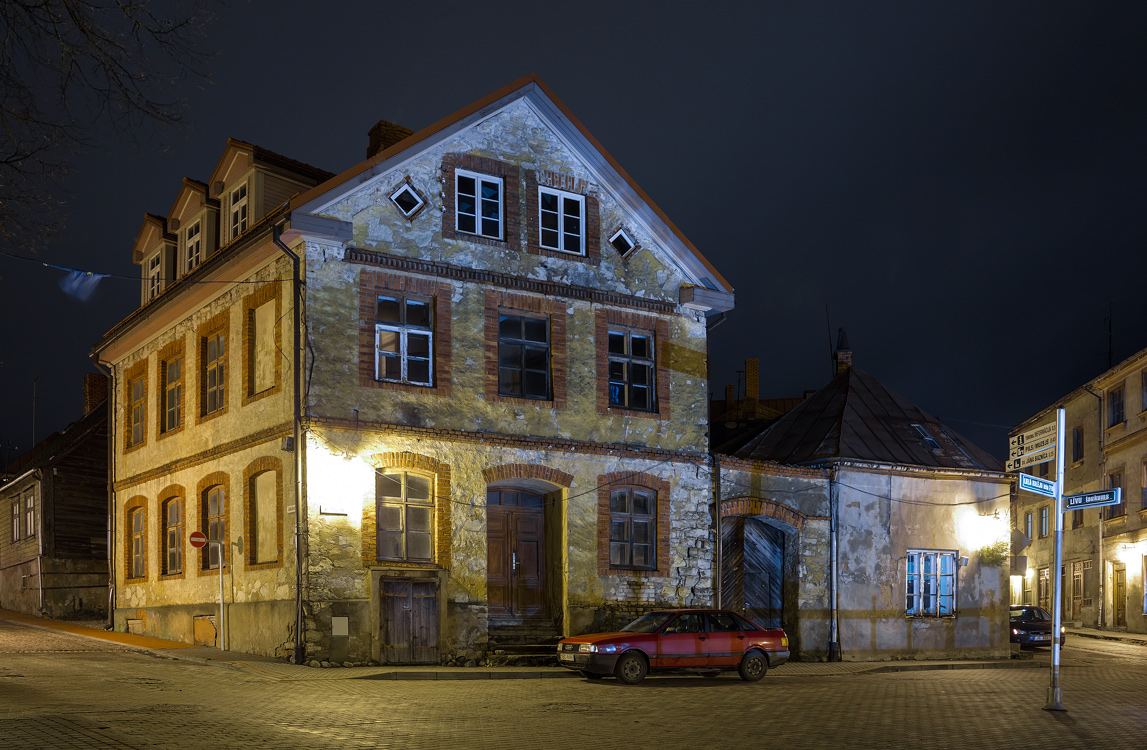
[189,530,208,548]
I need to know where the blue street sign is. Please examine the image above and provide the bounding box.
[1019,473,1056,499]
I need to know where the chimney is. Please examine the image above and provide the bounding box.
[834,328,852,375]
[745,358,760,414]
[82,373,108,415]
[724,383,735,408]
[367,119,414,159]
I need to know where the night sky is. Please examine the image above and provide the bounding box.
[3,2,1146,463]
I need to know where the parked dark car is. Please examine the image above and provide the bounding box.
[556,609,789,684]
[1010,605,1065,647]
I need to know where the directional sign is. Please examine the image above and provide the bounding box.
[1008,433,1057,459]
[1064,488,1121,510]
[1019,473,1057,498]
[1010,421,1056,450]
[1005,447,1057,472]
[189,530,208,549]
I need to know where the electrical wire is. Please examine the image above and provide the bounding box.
[0,248,291,286]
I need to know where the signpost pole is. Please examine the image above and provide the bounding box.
[214,541,226,652]
[1043,407,1066,711]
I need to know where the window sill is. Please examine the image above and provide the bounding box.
[196,407,228,426]
[156,425,185,441]
[1105,421,1127,434]
[158,571,185,581]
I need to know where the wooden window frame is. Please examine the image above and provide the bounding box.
[123,496,148,584]
[595,310,671,420]
[123,359,148,453]
[159,487,186,579]
[196,310,230,423]
[241,280,283,405]
[374,470,436,564]
[244,457,284,570]
[357,271,452,397]
[597,472,670,577]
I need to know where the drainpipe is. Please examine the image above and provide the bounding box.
[94,361,115,628]
[1083,388,1105,629]
[712,453,721,609]
[828,466,841,661]
[273,223,306,664]
[36,470,44,614]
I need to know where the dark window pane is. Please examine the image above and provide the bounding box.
[523,371,548,398]
[379,355,401,380]
[393,187,420,214]
[631,364,651,386]
[524,345,548,371]
[610,521,628,542]
[541,192,557,212]
[609,361,626,381]
[458,176,475,196]
[499,315,520,339]
[458,213,476,233]
[407,332,430,359]
[541,210,559,231]
[563,233,579,250]
[499,367,521,394]
[632,492,652,516]
[523,318,547,343]
[378,532,403,559]
[486,491,501,506]
[377,296,400,323]
[610,542,626,566]
[608,332,626,355]
[378,504,402,531]
[563,198,580,218]
[480,181,499,201]
[633,521,651,544]
[499,343,521,369]
[610,491,628,513]
[481,215,500,237]
[520,493,543,508]
[631,336,650,359]
[541,229,559,247]
[564,215,580,233]
[407,505,432,532]
[407,360,430,384]
[406,301,430,328]
[631,387,650,411]
[632,545,651,567]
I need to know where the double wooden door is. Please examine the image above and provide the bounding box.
[380,578,438,664]
[487,490,546,619]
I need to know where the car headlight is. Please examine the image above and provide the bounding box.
[1060,626,1065,634]
[1012,628,1021,636]
[578,643,593,653]
[579,643,617,653]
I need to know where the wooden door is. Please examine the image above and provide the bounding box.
[487,490,546,620]
[1113,568,1126,627]
[1071,562,1083,620]
[380,578,438,664]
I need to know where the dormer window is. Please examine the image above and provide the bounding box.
[230,184,248,240]
[146,253,163,300]
[186,221,202,271]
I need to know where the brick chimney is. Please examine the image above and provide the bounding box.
[367,119,414,159]
[834,328,853,375]
[745,358,760,414]
[82,373,108,415]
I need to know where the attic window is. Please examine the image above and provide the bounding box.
[609,228,635,256]
[911,424,942,451]
[389,182,425,218]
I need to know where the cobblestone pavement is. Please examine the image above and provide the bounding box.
[2,619,1144,750]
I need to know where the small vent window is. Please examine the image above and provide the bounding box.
[609,228,635,255]
[389,182,425,218]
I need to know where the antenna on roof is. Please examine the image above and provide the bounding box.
[1106,300,1113,369]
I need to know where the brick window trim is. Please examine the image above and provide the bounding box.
[243,456,284,570]
[483,289,567,409]
[196,309,231,425]
[596,471,671,577]
[123,358,149,454]
[482,464,574,489]
[241,279,284,407]
[362,452,451,571]
[196,471,231,575]
[594,309,672,421]
[123,495,148,584]
[155,338,186,441]
[157,484,187,580]
[524,169,601,266]
[357,270,453,397]
[440,153,521,250]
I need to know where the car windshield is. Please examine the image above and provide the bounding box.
[621,612,675,633]
[1010,607,1053,623]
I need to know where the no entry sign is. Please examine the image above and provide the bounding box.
[189,530,208,548]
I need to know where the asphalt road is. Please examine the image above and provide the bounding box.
[2,620,1144,750]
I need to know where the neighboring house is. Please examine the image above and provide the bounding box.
[718,345,1012,660]
[1011,346,1147,634]
[0,375,110,619]
[91,75,734,664]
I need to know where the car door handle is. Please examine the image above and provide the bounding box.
[697,636,707,641]
[737,635,745,640]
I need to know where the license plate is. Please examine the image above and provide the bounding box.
[1033,634,1049,641]
[559,653,575,661]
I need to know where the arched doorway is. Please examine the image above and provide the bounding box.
[486,487,547,621]
[721,517,785,628]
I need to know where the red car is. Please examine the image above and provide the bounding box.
[556,609,789,684]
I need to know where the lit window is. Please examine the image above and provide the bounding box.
[609,487,656,570]
[906,550,956,617]
[24,490,34,539]
[455,170,502,239]
[608,330,655,411]
[375,295,433,386]
[186,221,202,271]
[230,184,248,239]
[164,498,182,575]
[497,314,550,400]
[205,333,225,414]
[11,502,19,542]
[375,471,434,563]
[538,187,585,255]
[163,357,182,432]
[609,228,635,255]
[389,183,425,218]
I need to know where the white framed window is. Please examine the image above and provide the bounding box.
[185,221,202,271]
[11,502,19,542]
[609,228,635,255]
[389,182,425,218]
[538,187,585,255]
[608,329,655,411]
[375,295,433,386]
[230,184,249,240]
[146,253,162,300]
[24,490,35,538]
[906,549,956,617]
[455,169,502,239]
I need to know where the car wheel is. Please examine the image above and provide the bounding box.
[738,650,768,682]
[614,652,648,685]
[579,670,605,680]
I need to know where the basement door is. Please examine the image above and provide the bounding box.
[380,578,438,665]
[486,489,546,620]
[1113,568,1126,628]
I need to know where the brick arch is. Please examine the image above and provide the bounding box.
[720,497,807,532]
[196,471,230,573]
[243,456,283,570]
[123,495,149,583]
[362,453,451,570]
[482,463,573,489]
[156,484,186,578]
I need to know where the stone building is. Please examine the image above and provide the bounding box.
[92,76,734,664]
[0,375,110,619]
[718,347,1012,660]
[1011,345,1147,634]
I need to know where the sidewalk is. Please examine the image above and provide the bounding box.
[0,608,1053,681]
[1065,624,1147,647]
